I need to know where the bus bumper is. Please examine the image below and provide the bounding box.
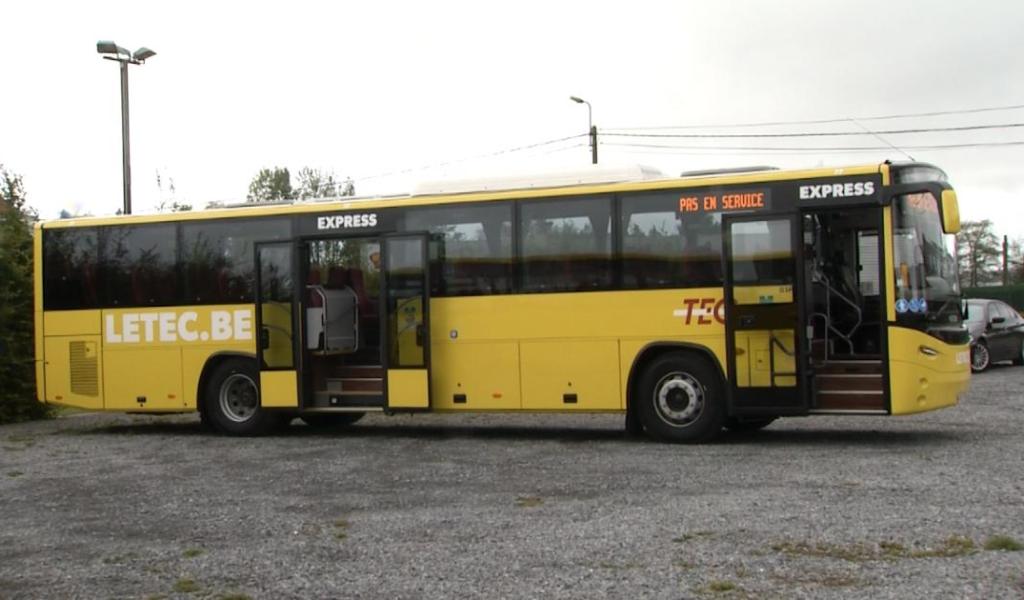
[888,327,970,415]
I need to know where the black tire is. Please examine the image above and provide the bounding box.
[636,352,725,443]
[204,358,282,435]
[970,342,990,373]
[724,417,777,433]
[1013,339,1024,366]
[300,413,365,428]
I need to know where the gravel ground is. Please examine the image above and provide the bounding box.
[1,365,1023,599]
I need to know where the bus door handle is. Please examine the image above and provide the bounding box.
[260,327,270,350]
[415,323,425,347]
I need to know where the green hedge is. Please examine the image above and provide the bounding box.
[963,284,1024,312]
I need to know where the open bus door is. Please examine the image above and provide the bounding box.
[382,234,431,409]
[723,214,810,415]
[254,241,301,409]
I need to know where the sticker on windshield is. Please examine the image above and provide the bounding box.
[895,298,910,314]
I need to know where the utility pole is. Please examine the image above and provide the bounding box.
[589,125,598,165]
[1003,235,1009,286]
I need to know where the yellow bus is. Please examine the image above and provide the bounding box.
[34,161,970,441]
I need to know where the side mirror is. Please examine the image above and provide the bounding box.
[940,189,960,234]
[991,316,1006,325]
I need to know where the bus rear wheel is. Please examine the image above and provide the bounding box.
[205,358,282,436]
[636,353,725,443]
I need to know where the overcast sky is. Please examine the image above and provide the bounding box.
[2,1,1023,237]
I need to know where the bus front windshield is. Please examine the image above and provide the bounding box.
[892,192,963,333]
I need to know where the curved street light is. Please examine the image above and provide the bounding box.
[97,40,156,215]
[570,96,597,164]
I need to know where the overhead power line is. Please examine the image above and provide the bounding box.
[602,122,1024,139]
[354,134,586,182]
[606,102,1024,131]
[601,140,1024,153]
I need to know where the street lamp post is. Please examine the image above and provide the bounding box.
[570,96,597,165]
[96,41,156,215]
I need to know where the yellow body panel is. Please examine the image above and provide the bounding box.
[429,289,729,412]
[734,330,796,388]
[940,189,961,234]
[882,207,896,322]
[259,370,298,408]
[732,284,793,305]
[887,327,969,415]
[431,341,521,409]
[103,347,184,410]
[33,224,44,401]
[44,310,101,335]
[520,340,620,410]
[260,302,294,369]
[39,305,258,410]
[387,369,430,408]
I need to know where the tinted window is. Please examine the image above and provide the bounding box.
[991,302,1009,322]
[43,228,100,310]
[620,191,722,288]
[520,196,613,292]
[403,203,513,296]
[100,224,178,306]
[182,218,291,304]
[730,219,793,285]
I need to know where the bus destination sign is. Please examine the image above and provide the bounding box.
[678,189,770,214]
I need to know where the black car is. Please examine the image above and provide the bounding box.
[965,298,1024,372]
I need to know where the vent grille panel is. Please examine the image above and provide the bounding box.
[69,341,99,397]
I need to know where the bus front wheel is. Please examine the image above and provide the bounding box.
[636,353,725,443]
[205,358,282,436]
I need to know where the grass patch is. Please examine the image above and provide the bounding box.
[182,548,205,558]
[218,594,252,600]
[772,535,979,562]
[909,536,975,558]
[706,580,737,593]
[771,541,876,563]
[771,572,860,588]
[6,471,24,478]
[984,535,1023,552]
[333,518,350,540]
[515,496,543,508]
[173,579,200,593]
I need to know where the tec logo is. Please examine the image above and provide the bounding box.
[672,297,726,325]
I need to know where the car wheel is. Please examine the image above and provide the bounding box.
[1014,339,1024,366]
[205,358,283,435]
[636,352,725,443]
[970,342,990,373]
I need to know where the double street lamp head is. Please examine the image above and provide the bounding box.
[96,39,156,216]
[96,40,156,64]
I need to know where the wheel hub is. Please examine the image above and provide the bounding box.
[655,373,703,425]
[219,373,258,423]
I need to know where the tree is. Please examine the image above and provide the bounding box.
[295,167,337,200]
[247,167,293,203]
[957,219,1001,288]
[0,165,50,423]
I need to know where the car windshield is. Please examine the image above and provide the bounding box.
[892,192,962,329]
